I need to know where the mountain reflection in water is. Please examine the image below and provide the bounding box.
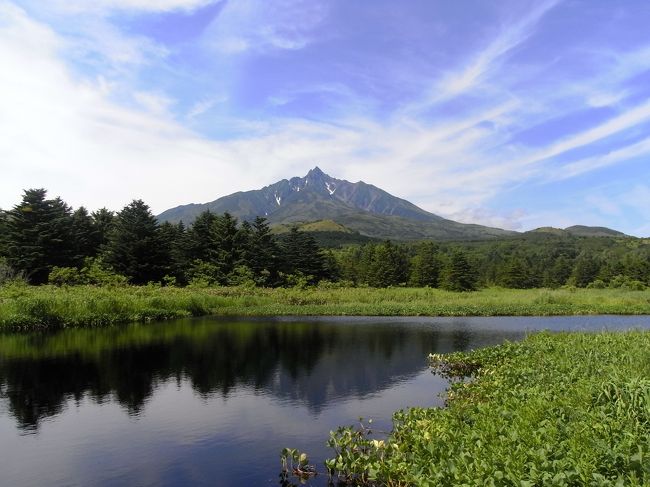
[0,318,482,431]
[3,315,641,486]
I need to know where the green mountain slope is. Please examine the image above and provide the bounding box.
[157,167,515,241]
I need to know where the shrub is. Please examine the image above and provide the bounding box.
[49,266,84,286]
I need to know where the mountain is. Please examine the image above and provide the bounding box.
[527,226,627,238]
[158,167,515,241]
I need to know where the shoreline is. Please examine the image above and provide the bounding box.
[2,284,650,331]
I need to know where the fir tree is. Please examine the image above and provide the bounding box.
[6,189,75,283]
[368,241,409,287]
[187,211,219,264]
[103,200,168,284]
[281,227,327,283]
[409,241,441,287]
[214,212,240,279]
[159,221,190,285]
[571,253,600,288]
[91,208,115,252]
[0,208,8,258]
[501,256,530,289]
[71,206,98,264]
[241,217,280,285]
[441,250,477,292]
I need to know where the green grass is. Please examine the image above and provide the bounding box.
[322,332,650,486]
[1,284,650,330]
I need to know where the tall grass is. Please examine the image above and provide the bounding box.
[1,284,650,330]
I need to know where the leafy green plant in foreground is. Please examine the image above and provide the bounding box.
[310,332,650,486]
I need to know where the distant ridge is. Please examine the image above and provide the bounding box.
[158,167,628,241]
[157,167,515,241]
[527,226,627,238]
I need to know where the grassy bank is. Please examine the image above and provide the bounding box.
[321,332,650,485]
[2,284,650,330]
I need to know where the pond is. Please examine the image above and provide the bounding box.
[1,315,649,486]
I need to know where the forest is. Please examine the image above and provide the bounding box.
[1,188,650,291]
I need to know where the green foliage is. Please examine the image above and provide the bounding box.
[48,259,128,287]
[0,208,8,258]
[325,419,393,484]
[440,250,477,291]
[90,208,115,251]
[159,221,190,285]
[71,206,98,264]
[0,285,215,330]
[571,253,601,288]
[280,227,330,284]
[239,217,280,286]
[5,189,76,283]
[409,241,441,287]
[0,257,24,285]
[587,279,607,289]
[366,241,409,287]
[187,259,223,287]
[610,275,646,291]
[2,286,650,331]
[82,257,128,286]
[319,332,650,485]
[280,447,315,483]
[103,200,169,284]
[48,266,85,286]
[226,265,256,288]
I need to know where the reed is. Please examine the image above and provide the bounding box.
[1,283,650,330]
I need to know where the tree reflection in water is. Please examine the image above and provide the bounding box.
[0,318,471,431]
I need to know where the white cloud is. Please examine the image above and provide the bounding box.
[409,0,561,111]
[133,91,176,117]
[47,0,214,14]
[204,0,328,54]
[2,0,650,238]
[550,137,650,181]
[523,100,650,165]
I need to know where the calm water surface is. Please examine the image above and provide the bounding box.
[1,315,649,486]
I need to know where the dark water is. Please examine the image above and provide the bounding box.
[1,315,649,486]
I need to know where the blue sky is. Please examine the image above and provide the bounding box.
[1,0,650,235]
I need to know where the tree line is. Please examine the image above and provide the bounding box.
[0,189,332,287]
[1,188,649,290]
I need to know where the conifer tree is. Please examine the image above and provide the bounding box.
[543,254,573,288]
[71,206,98,264]
[0,209,8,258]
[214,212,240,278]
[91,208,115,252]
[571,253,600,288]
[501,256,530,289]
[6,189,75,283]
[440,250,477,292]
[187,210,219,264]
[368,241,409,287]
[409,241,441,287]
[281,227,327,283]
[159,221,190,284]
[103,199,168,284]
[241,217,279,285]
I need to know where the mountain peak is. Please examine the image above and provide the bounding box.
[306,166,326,177]
[304,166,329,183]
[156,168,517,241]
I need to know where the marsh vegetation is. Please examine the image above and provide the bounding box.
[2,284,650,330]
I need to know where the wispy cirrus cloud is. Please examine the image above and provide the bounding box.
[204,0,328,54]
[45,0,215,13]
[3,0,650,235]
